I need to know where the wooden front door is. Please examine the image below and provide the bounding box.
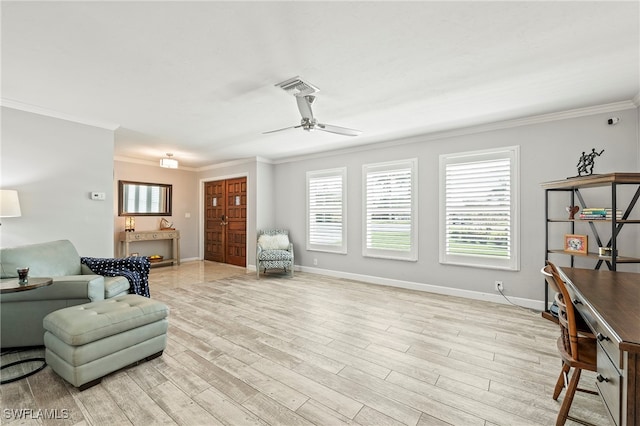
[204,177,247,266]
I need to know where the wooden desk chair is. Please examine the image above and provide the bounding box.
[542,264,594,338]
[543,262,598,426]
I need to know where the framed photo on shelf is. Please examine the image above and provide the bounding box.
[564,234,588,254]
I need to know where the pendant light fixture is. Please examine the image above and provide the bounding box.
[160,153,178,169]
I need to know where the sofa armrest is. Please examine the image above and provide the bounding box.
[81,256,151,297]
[0,275,105,303]
[81,264,95,275]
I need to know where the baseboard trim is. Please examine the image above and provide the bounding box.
[297,265,544,311]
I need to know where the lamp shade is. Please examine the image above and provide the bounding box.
[0,190,21,217]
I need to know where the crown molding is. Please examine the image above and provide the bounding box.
[1,98,120,131]
[274,100,639,164]
[114,155,197,171]
[115,155,271,171]
[195,156,261,172]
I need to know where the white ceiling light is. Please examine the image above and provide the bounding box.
[160,153,178,169]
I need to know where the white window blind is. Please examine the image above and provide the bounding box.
[439,147,519,270]
[307,168,346,253]
[363,159,417,261]
[125,184,163,214]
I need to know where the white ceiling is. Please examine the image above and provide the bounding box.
[2,1,639,168]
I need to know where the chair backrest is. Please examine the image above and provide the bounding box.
[257,229,291,251]
[543,262,580,361]
[258,229,289,238]
[541,263,561,294]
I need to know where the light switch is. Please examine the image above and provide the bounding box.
[90,192,106,201]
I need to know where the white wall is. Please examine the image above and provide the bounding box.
[256,160,275,233]
[0,107,115,256]
[273,107,640,305]
[113,160,199,260]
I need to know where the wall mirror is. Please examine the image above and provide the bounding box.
[118,180,172,216]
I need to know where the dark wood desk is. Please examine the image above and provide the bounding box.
[558,267,639,426]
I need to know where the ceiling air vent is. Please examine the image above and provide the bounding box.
[275,76,320,97]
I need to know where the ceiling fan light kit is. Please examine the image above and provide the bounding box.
[265,76,362,137]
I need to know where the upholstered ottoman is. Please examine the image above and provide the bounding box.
[43,294,169,390]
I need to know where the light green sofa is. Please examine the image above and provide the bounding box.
[0,240,130,348]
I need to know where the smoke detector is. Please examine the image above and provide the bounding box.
[275,76,320,97]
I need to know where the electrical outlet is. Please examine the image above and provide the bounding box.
[495,280,504,292]
[313,258,318,266]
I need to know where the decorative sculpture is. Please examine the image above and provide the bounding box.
[566,206,580,220]
[160,218,174,230]
[576,148,604,177]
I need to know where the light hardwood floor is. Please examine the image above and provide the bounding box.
[0,261,610,425]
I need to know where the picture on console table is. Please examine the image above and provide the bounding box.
[564,234,588,254]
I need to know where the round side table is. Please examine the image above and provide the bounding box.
[1,277,53,385]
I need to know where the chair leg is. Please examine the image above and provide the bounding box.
[553,362,570,400]
[556,367,582,426]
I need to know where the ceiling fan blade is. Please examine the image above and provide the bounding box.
[296,95,314,120]
[262,125,302,134]
[317,123,362,137]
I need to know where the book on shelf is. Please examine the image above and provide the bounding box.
[578,208,622,220]
[581,208,607,215]
[605,208,622,219]
[579,214,607,219]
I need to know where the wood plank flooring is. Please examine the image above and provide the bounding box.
[0,261,611,425]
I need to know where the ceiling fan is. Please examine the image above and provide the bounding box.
[263,77,362,137]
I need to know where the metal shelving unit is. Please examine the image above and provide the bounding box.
[541,172,640,309]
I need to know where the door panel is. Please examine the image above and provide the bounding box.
[225,178,247,267]
[204,177,246,266]
[204,180,225,262]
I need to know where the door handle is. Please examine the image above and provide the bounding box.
[220,215,228,226]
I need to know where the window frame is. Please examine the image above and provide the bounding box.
[306,167,347,254]
[439,146,520,271]
[362,158,418,261]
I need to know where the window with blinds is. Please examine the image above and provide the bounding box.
[124,184,164,214]
[439,147,519,270]
[307,168,347,253]
[363,159,417,261]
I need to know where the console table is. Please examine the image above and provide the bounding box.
[119,230,180,266]
[557,267,639,426]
